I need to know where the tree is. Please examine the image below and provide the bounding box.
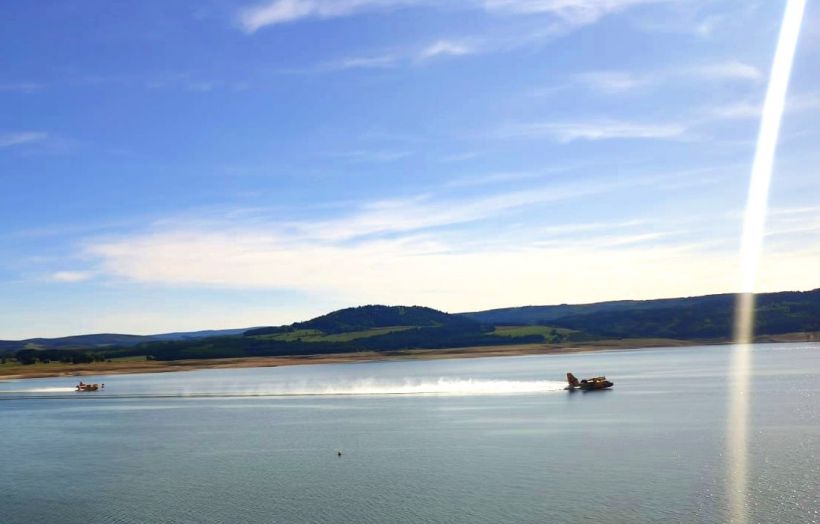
[16,350,37,365]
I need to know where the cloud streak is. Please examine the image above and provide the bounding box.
[704,90,820,121]
[483,0,673,25]
[78,220,820,313]
[418,40,475,60]
[237,0,423,32]
[320,54,399,71]
[0,82,44,93]
[498,119,686,142]
[0,131,48,148]
[50,271,94,283]
[49,165,820,316]
[238,0,674,34]
[572,60,762,94]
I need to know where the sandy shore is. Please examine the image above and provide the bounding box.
[2,333,816,381]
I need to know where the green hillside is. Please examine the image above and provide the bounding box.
[252,326,416,343]
[7,305,538,363]
[246,305,475,336]
[492,325,577,343]
[462,289,820,339]
[548,290,820,339]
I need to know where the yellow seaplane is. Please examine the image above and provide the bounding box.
[565,372,613,391]
[75,381,104,392]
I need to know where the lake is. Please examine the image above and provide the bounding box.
[1,343,818,523]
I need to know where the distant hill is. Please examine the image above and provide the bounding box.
[461,289,820,339]
[54,305,534,362]
[460,300,650,325]
[246,305,475,336]
[148,328,254,341]
[0,327,257,352]
[0,333,151,352]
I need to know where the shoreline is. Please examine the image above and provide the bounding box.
[2,334,817,381]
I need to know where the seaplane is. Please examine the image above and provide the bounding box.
[75,381,104,392]
[565,372,613,391]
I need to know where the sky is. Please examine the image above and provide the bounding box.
[1,0,819,339]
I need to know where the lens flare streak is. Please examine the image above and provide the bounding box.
[729,1,806,522]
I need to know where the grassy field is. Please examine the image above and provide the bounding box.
[253,326,416,343]
[254,329,323,341]
[492,325,575,342]
[0,359,125,378]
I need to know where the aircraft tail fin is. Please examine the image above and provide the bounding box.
[567,372,580,388]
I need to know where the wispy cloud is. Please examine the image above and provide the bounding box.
[444,171,541,188]
[236,0,674,60]
[0,131,49,148]
[143,72,249,92]
[59,163,820,312]
[705,91,820,121]
[540,219,646,236]
[325,149,412,162]
[706,101,762,121]
[259,0,674,73]
[418,40,475,60]
[571,60,762,94]
[293,37,478,74]
[498,119,686,142]
[483,0,672,25]
[0,82,45,93]
[49,271,94,283]
[237,0,423,33]
[573,71,646,93]
[237,0,672,34]
[630,1,763,40]
[689,60,762,82]
[76,213,820,312]
[78,169,697,252]
[439,151,481,162]
[296,169,694,241]
[791,92,820,112]
[319,54,399,71]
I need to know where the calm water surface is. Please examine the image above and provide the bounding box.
[1,344,818,523]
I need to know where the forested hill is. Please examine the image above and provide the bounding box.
[42,305,525,362]
[460,288,820,339]
[246,305,475,336]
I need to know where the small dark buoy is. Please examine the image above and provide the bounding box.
[337,451,342,457]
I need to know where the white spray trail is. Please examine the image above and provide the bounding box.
[1,387,78,393]
[234,378,567,397]
[4,379,567,398]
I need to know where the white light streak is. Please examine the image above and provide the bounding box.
[729,1,806,523]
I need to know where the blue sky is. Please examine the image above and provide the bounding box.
[1,0,819,338]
